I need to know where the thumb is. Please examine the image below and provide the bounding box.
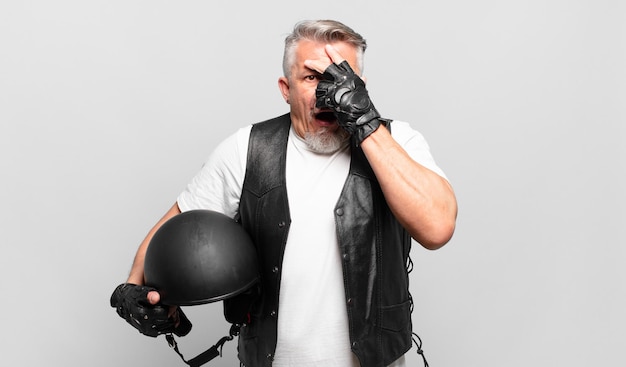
[147,290,161,305]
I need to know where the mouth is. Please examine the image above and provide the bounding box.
[314,111,337,125]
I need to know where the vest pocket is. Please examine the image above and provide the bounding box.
[379,300,411,332]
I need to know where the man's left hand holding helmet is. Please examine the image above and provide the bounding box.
[110,283,192,337]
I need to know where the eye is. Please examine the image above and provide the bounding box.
[304,73,322,82]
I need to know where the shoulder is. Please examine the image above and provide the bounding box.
[209,125,251,168]
[389,120,448,180]
[389,120,431,148]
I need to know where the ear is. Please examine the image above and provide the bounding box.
[278,76,290,104]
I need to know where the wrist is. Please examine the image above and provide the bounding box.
[353,118,381,146]
[354,117,391,146]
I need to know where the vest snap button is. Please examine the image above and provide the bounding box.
[336,208,344,216]
[278,221,286,228]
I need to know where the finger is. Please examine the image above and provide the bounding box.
[147,290,161,305]
[303,59,329,74]
[324,44,346,65]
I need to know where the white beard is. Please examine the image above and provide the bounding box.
[303,127,350,154]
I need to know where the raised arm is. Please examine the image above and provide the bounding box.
[305,44,457,249]
[360,127,457,249]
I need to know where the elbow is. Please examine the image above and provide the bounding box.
[420,181,458,250]
[411,214,457,251]
[405,185,458,250]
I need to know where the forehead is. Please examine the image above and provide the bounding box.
[293,39,359,72]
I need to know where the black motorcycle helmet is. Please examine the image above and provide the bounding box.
[144,209,259,306]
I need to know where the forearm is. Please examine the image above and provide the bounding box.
[361,127,457,249]
[127,202,182,284]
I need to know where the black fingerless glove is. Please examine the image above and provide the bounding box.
[315,61,382,145]
[110,283,192,337]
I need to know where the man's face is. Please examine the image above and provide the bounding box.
[278,40,360,152]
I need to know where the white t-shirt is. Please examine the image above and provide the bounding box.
[177,120,446,367]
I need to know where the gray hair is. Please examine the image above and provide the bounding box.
[282,20,367,77]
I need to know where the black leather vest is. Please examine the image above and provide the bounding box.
[236,114,413,367]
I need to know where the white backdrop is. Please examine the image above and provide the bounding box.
[1,1,624,366]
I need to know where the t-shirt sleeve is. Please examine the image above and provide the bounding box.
[177,125,251,219]
[390,120,449,181]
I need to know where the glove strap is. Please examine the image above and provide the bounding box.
[353,117,392,146]
[165,324,240,367]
